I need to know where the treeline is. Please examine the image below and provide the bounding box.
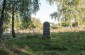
[48,0,85,28]
[0,0,40,39]
[4,17,42,30]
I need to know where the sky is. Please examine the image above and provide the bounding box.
[32,0,58,24]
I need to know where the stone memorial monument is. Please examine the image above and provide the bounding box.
[43,21,50,38]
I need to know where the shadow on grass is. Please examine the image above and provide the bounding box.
[1,31,85,55]
[0,50,8,55]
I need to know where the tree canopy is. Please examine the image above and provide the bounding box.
[0,0,40,38]
[47,0,85,27]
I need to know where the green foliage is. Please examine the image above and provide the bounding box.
[72,22,78,27]
[50,23,60,29]
[31,17,42,28]
[4,16,42,30]
[47,0,85,27]
[1,0,40,30]
[20,17,31,29]
[50,12,60,21]
[61,21,70,27]
[20,17,42,29]
[1,31,85,55]
[0,50,8,55]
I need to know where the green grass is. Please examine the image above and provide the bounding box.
[1,31,85,55]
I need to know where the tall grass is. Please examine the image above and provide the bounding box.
[1,29,85,55]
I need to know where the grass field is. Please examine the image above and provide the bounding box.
[0,30,85,55]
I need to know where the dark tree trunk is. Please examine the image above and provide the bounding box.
[12,4,16,38]
[0,0,6,40]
